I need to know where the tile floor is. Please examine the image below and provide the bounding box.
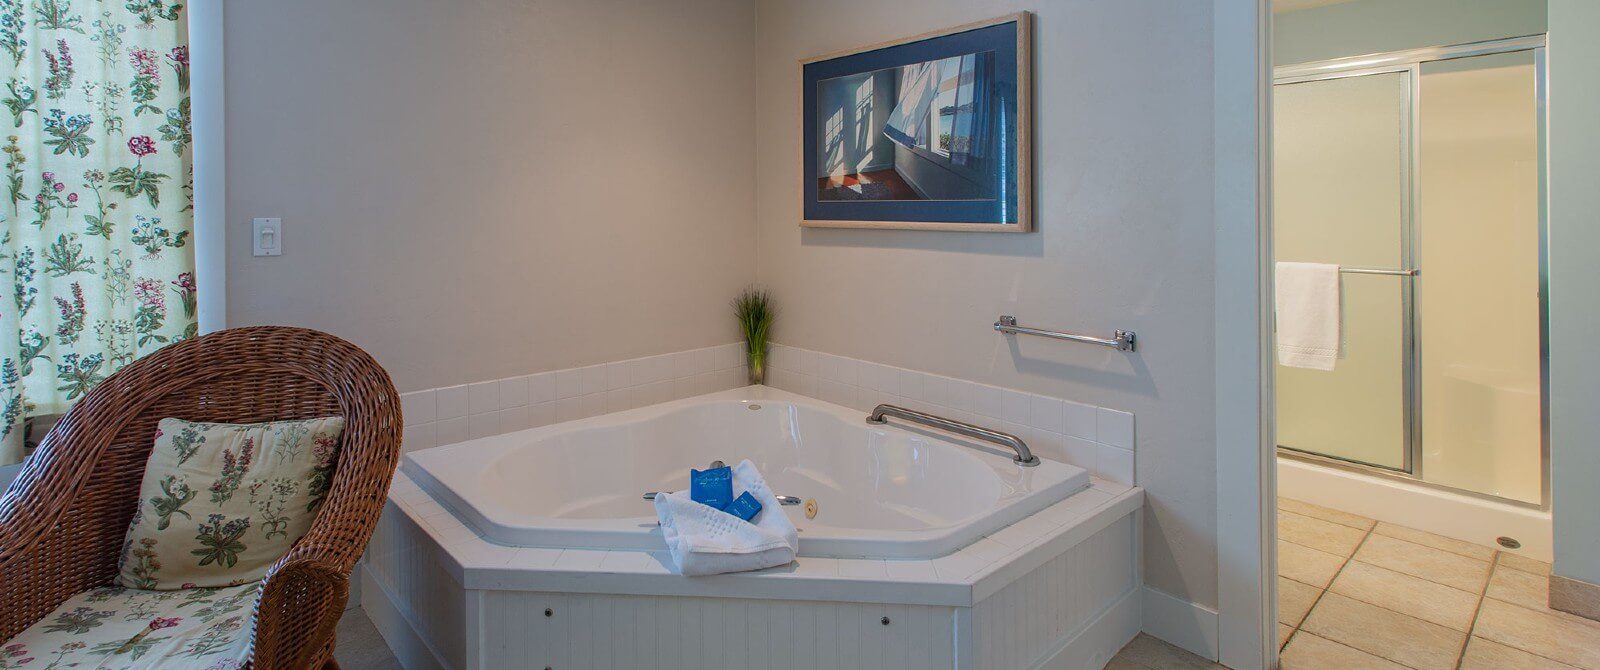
[1276,497,1600,670]
[1110,634,1224,669]
[333,606,402,669]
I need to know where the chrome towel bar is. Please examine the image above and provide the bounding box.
[1340,267,1419,276]
[994,315,1137,352]
[867,404,1039,466]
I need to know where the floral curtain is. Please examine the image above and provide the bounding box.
[0,0,194,466]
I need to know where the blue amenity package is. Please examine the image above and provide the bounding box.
[724,491,763,522]
[689,466,733,510]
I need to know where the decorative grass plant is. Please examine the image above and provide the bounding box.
[733,288,775,385]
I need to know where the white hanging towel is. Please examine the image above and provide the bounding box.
[653,459,799,576]
[1275,262,1343,371]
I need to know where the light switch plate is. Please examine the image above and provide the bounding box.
[252,218,282,257]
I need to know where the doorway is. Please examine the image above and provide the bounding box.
[1273,37,1547,507]
[1266,34,1574,669]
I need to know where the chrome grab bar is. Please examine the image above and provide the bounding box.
[866,404,1040,466]
[995,315,1136,352]
[642,491,802,506]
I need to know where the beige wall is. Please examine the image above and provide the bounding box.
[224,0,1225,609]
[223,0,758,392]
[753,1,1220,607]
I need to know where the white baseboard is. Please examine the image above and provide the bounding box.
[1037,585,1142,670]
[360,567,448,670]
[1551,574,1600,622]
[1278,457,1552,561]
[346,564,363,610]
[1140,586,1220,662]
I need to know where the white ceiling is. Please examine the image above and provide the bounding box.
[1273,0,1360,13]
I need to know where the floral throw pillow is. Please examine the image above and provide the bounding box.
[116,417,345,590]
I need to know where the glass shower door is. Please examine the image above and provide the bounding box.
[1273,71,1413,471]
[1416,51,1543,503]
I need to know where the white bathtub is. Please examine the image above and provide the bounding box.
[402,385,1090,559]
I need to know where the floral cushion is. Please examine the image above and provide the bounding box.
[117,417,345,590]
[0,582,257,669]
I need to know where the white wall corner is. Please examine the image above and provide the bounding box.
[346,563,363,610]
[1141,586,1221,661]
[1548,0,1600,593]
[1212,0,1274,669]
[189,1,227,333]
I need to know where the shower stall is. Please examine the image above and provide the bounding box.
[1272,36,1548,542]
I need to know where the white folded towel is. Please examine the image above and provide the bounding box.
[653,459,799,576]
[1275,261,1343,371]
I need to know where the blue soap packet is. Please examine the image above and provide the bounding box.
[724,491,763,522]
[689,466,733,510]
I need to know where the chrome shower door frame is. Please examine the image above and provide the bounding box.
[1271,34,1551,509]
[1273,61,1420,476]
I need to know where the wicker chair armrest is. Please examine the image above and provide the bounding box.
[249,389,399,667]
[250,550,348,669]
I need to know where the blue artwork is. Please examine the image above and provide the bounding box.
[802,15,1031,231]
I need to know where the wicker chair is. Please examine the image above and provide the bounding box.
[0,326,403,669]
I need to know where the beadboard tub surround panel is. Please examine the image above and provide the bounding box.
[479,592,960,669]
[364,471,1144,669]
[471,517,1138,670]
[397,343,748,452]
[765,343,1137,485]
[971,514,1138,670]
[363,501,468,669]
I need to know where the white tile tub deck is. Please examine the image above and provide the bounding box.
[380,471,1144,608]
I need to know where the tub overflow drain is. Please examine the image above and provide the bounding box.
[748,404,761,410]
[804,498,818,519]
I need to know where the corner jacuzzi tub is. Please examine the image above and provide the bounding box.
[402,386,1089,559]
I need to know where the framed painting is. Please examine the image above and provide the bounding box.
[801,13,1032,232]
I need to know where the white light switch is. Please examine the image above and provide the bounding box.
[252,218,282,257]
